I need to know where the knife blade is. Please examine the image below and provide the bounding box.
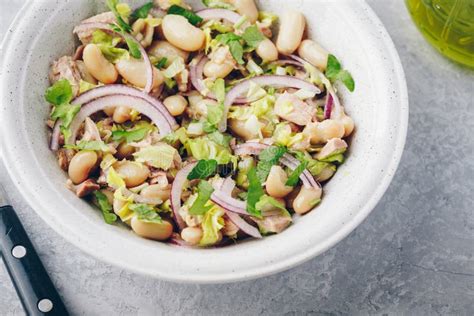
[0,184,69,315]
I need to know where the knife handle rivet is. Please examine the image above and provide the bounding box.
[11,245,27,258]
[38,298,53,313]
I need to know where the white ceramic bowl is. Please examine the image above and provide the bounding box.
[0,0,408,283]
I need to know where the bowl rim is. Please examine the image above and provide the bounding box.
[0,0,408,283]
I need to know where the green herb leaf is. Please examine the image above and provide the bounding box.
[227,40,244,64]
[246,167,264,218]
[155,57,168,69]
[93,191,117,224]
[125,36,142,59]
[187,159,218,180]
[131,2,154,20]
[256,146,287,183]
[112,127,150,143]
[106,0,133,33]
[64,140,111,152]
[285,161,308,187]
[336,70,355,92]
[45,79,73,106]
[216,33,244,64]
[129,203,163,223]
[189,180,215,215]
[326,54,355,92]
[242,25,264,48]
[168,5,203,26]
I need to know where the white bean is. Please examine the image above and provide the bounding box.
[131,217,173,241]
[68,151,98,184]
[115,58,164,89]
[162,15,205,52]
[148,40,189,66]
[292,186,322,214]
[203,60,234,79]
[114,161,150,188]
[181,227,203,245]
[298,39,329,70]
[256,38,279,62]
[232,0,258,23]
[83,44,118,84]
[163,95,188,116]
[276,11,306,55]
[266,165,293,198]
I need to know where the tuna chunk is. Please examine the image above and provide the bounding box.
[315,138,347,160]
[49,56,82,96]
[73,12,116,44]
[254,214,292,234]
[274,92,315,126]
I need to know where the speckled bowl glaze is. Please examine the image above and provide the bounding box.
[0,0,408,283]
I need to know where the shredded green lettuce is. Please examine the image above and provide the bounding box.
[133,143,179,170]
[199,205,225,246]
[93,191,117,224]
[189,180,215,215]
[202,0,235,10]
[185,136,235,165]
[129,203,163,223]
[162,57,185,78]
[107,166,126,189]
[111,125,151,143]
[64,140,111,152]
[255,195,290,216]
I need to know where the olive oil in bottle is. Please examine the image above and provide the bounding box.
[406,0,474,67]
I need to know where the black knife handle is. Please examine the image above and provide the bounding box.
[0,206,68,316]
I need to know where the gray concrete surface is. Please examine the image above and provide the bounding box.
[1,0,473,315]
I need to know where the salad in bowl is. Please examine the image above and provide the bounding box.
[45,0,355,248]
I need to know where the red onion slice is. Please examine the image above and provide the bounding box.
[73,84,177,128]
[220,177,236,196]
[196,9,242,24]
[272,59,304,68]
[225,211,262,238]
[50,121,62,151]
[73,22,154,94]
[65,94,174,145]
[221,75,322,132]
[210,191,248,215]
[170,162,197,230]
[324,93,334,119]
[189,54,213,98]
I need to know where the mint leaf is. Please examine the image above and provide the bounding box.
[256,145,287,183]
[246,167,264,218]
[242,25,264,48]
[285,161,308,187]
[112,127,150,143]
[168,5,203,26]
[45,79,73,106]
[93,191,117,224]
[326,54,355,92]
[189,180,214,215]
[129,203,162,223]
[187,160,218,180]
[131,2,153,20]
